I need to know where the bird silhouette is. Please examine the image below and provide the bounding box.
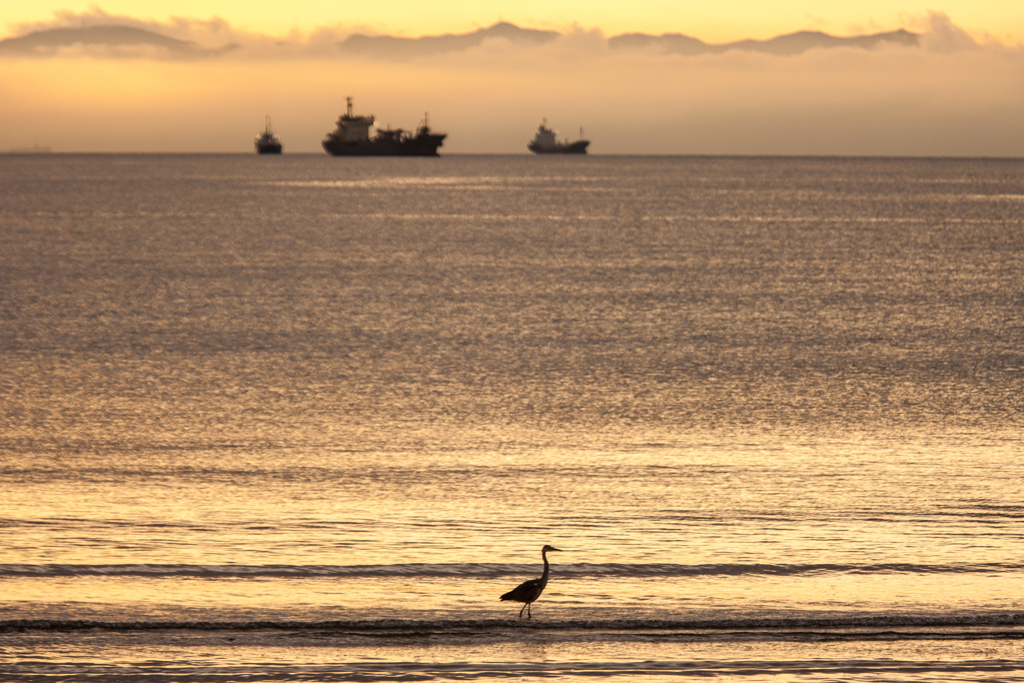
[500,544,562,619]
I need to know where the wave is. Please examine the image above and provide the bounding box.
[4,614,1024,635]
[4,661,1024,683]
[1,561,1021,578]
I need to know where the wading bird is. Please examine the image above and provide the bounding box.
[500,544,562,619]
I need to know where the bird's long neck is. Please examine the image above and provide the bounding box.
[540,548,550,582]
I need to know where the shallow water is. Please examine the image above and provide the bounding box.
[1,153,1022,680]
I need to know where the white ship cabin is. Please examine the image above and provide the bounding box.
[533,120,557,146]
[335,97,375,142]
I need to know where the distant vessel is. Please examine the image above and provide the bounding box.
[254,117,282,154]
[528,120,589,154]
[322,98,446,156]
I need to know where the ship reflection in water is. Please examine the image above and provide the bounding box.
[254,116,282,154]
[528,119,589,154]
[322,98,446,156]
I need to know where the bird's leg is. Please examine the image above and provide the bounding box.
[519,603,528,619]
[527,603,532,619]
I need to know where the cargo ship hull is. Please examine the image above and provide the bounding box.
[256,139,282,154]
[528,140,589,154]
[322,134,445,156]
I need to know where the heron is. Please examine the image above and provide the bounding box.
[500,544,562,619]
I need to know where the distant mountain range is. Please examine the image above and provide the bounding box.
[0,25,237,57]
[338,21,559,58]
[339,22,920,58]
[0,22,920,59]
[608,29,920,56]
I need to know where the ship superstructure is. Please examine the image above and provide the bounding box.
[322,97,446,156]
[527,119,589,154]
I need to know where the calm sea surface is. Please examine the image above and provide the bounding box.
[1,153,1023,681]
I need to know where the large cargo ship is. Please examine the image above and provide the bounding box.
[254,116,282,154]
[322,98,446,156]
[527,120,589,154]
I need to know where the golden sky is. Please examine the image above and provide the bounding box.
[4,1,1024,42]
[2,3,1024,154]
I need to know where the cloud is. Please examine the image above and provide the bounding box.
[919,11,979,53]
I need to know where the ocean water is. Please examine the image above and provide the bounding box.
[0,153,1022,681]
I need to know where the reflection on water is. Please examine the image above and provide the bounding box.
[0,154,1022,680]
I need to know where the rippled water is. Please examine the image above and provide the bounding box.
[1,153,1022,680]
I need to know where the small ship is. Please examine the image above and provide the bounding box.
[527,120,589,154]
[254,117,282,154]
[322,98,446,156]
